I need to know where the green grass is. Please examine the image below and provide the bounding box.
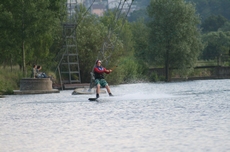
[0,65,58,95]
[0,66,23,95]
[195,60,218,67]
[196,59,230,67]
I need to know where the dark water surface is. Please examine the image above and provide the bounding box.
[0,80,230,152]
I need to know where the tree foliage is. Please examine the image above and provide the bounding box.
[0,0,66,75]
[74,8,135,83]
[74,6,107,82]
[218,21,230,32]
[201,15,229,33]
[130,0,230,24]
[202,31,230,60]
[147,0,203,80]
[131,19,150,61]
[128,9,149,23]
[187,0,230,21]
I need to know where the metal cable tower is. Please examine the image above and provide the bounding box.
[58,0,81,86]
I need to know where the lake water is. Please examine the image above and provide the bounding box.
[0,80,230,152]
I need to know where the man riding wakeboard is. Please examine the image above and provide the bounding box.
[94,60,113,98]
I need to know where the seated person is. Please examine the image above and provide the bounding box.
[31,64,37,78]
[36,65,48,78]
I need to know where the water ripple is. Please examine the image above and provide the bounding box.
[1,80,230,152]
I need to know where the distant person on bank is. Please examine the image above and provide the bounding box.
[36,65,48,78]
[31,64,37,78]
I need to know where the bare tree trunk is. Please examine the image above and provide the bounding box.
[11,55,12,72]
[22,0,27,77]
[22,41,26,77]
[165,41,170,82]
[3,61,6,69]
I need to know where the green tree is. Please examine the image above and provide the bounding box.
[131,19,150,61]
[98,10,137,84]
[187,0,230,21]
[74,7,142,84]
[73,7,123,83]
[0,2,18,68]
[134,0,150,7]
[0,0,66,76]
[201,15,229,33]
[202,31,230,60]
[219,21,230,32]
[147,0,203,81]
[128,9,149,22]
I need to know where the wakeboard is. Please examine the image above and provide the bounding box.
[88,98,99,101]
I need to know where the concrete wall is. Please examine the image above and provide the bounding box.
[216,66,230,78]
[20,78,53,91]
[149,66,230,80]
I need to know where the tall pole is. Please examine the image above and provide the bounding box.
[165,40,170,82]
[22,0,26,77]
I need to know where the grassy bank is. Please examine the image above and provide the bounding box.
[0,66,58,95]
[0,66,23,95]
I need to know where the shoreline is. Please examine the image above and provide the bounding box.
[171,76,230,82]
[1,77,229,95]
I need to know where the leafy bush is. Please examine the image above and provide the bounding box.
[0,66,23,94]
[149,72,159,82]
[106,56,148,84]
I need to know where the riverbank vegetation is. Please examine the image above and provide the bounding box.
[0,66,23,95]
[1,0,230,94]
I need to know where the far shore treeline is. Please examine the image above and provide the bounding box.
[1,0,230,94]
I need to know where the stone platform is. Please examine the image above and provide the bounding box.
[14,78,59,95]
